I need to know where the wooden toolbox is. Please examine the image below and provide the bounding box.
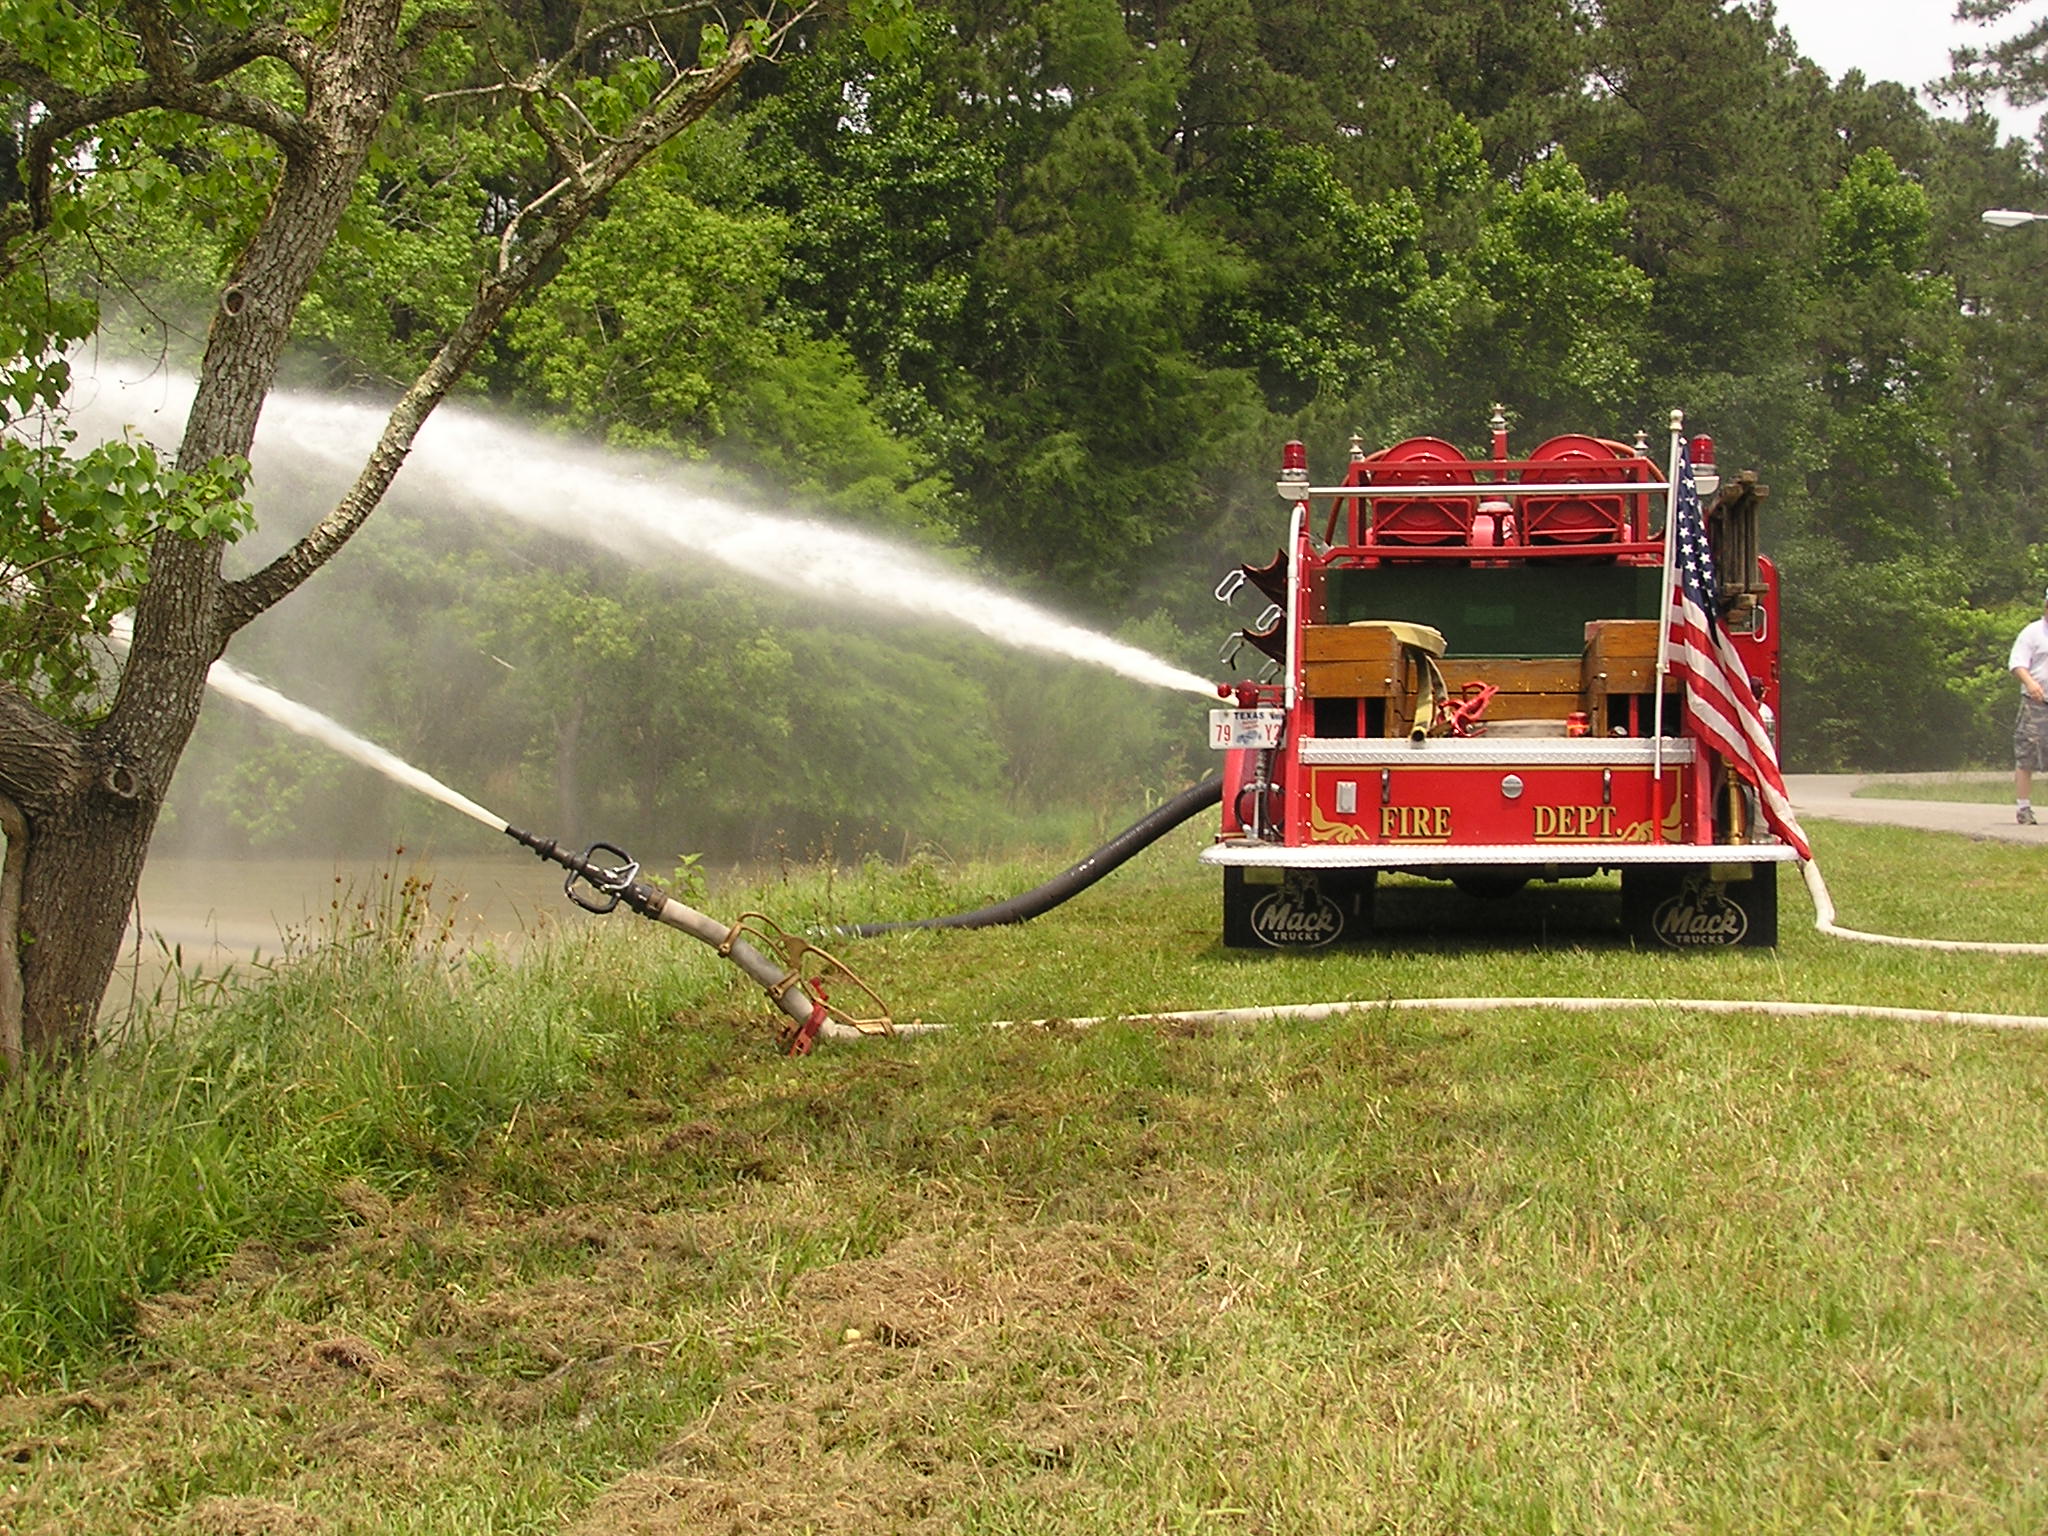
[1581,619,1661,692]
[1299,624,1410,698]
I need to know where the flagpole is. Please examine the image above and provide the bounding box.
[1652,408,1684,780]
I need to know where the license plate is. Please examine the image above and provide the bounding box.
[1209,707,1284,750]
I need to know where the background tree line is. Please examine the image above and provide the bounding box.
[17,0,2048,868]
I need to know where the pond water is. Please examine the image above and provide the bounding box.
[131,851,582,960]
[108,849,601,1014]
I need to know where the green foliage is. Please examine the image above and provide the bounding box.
[745,24,1000,457]
[0,283,252,715]
[1767,149,1975,761]
[947,44,1260,591]
[1818,147,1932,282]
[21,0,2048,823]
[1948,0,2048,110]
[1568,0,1833,411]
[509,173,787,450]
[1779,541,2014,770]
[726,332,953,530]
[750,9,1271,600]
[982,608,1201,817]
[1446,153,1652,422]
[1803,153,1957,534]
[851,0,921,63]
[200,736,352,844]
[295,153,497,386]
[493,121,953,531]
[1200,136,1442,409]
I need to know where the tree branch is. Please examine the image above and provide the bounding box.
[397,4,480,72]
[0,15,311,95]
[120,0,185,81]
[215,13,810,633]
[556,4,721,74]
[0,40,73,102]
[0,683,92,817]
[3,10,324,230]
[190,22,321,88]
[517,81,584,177]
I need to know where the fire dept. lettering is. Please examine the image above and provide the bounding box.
[1533,804,1620,839]
[1248,877,1345,948]
[1651,874,1750,947]
[1379,805,1451,840]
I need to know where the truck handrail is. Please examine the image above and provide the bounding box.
[1279,480,1671,499]
[1313,540,1666,560]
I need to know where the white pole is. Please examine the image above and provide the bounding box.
[1652,409,1684,779]
[1281,501,1306,715]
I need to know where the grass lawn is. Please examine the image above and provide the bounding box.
[4,818,2048,1533]
[1853,773,2012,805]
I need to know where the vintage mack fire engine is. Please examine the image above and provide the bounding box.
[1207,409,1796,949]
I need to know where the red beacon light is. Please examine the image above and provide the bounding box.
[1689,434,1719,497]
[1279,439,1309,499]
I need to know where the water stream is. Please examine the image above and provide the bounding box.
[108,617,509,832]
[74,365,1220,697]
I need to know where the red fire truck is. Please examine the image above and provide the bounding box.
[1207,409,1796,949]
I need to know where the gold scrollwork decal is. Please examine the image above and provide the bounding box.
[1308,801,1369,844]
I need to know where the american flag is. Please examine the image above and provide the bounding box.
[1665,444,1812,859]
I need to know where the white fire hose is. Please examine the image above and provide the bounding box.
[821,850,2048,1043]
[1797,856,2048,956]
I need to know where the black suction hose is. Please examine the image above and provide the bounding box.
[845,774,1224,936]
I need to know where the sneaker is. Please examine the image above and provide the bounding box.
[2021,806,2038,825]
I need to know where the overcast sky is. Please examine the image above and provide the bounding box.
[1767,0,2040,139]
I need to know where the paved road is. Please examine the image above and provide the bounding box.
[1787,773,2040,845]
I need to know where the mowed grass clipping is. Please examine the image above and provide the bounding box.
[4,818,2048,1534]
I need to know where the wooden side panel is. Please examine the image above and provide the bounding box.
[1303,661,1409,698]
[1300,625,1410,664]
[1441,658,1583,694]
[1583,619,1661,688]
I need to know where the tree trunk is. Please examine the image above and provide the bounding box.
[4,10,406,1055]
[14,772,159,1055]
[0,793,27,1067]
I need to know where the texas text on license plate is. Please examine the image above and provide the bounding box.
[1208,708,1284,750]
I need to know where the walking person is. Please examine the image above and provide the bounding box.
[2013,587,2048,824]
